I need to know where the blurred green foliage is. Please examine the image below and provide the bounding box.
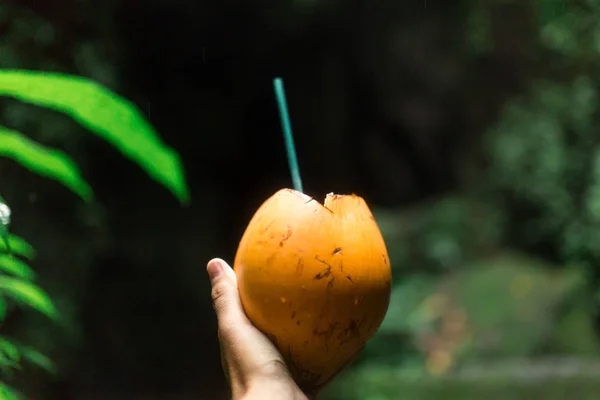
[0,227,56,399]
[484,77,600,263]
[0,126,92,200]
[0,70,190,398]
[0,70,190,203]
[327,0,600,398]
[324,363,600,400]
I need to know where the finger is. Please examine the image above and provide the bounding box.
[207,258,289,382]
[208,258,251,391]
[208,258,251,334]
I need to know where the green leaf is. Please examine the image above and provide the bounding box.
[0,353,19,370]
[0,70,190,204]
[0,235,35,260]
[0,338,20,363]
[19,346,56,375]
[0,126,92,201]
[0,256,35,280]
[0,381,21,400]
[0,277,57,320]
[0,225,8,255]
[0,298,6,321]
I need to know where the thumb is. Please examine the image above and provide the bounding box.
[207,258,249,335]
[207,258,289,383]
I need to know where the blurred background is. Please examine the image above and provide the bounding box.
[1,0,600,399]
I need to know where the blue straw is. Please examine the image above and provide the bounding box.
[273,77,303,193]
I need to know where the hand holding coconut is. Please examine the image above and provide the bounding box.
[208,258,310,400]
[207,79,392,399]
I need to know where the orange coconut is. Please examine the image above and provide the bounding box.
[234,188,392,390]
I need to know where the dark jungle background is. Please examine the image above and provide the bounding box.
[2,0,600,399]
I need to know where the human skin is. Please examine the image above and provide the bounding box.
[207,258,313,400]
